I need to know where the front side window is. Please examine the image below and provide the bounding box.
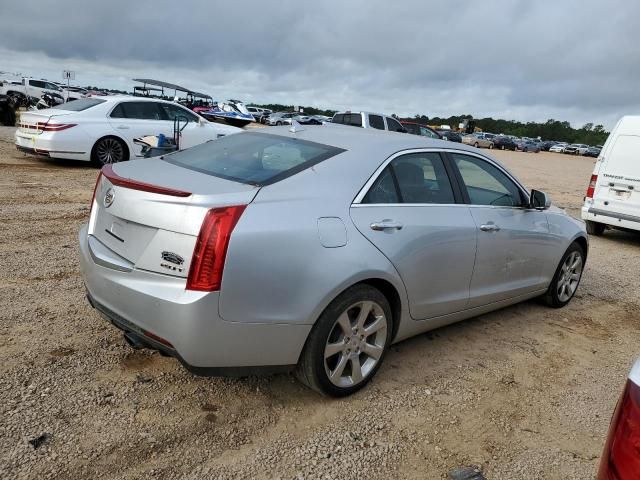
[452,153,525,207]
[386,117,403,132]
[362,152,455,204]
[369,115,385,130]
[158,103,198,122]
[420,127,438,138]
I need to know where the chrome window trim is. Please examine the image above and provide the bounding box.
[352,148,530,207]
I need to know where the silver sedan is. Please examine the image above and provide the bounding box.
[79,126,588,396]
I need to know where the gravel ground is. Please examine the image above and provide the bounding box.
[1,126,640,479]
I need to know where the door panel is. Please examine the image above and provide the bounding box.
[450,152,552,307]
[467,206,550,306]
[108,102,172,157]
[351,205,477,318]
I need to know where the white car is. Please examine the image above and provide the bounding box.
[549,143,568,153]
[582,115,640,235]
[15,96,241,166]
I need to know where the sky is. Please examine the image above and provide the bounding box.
[1,0,638,129]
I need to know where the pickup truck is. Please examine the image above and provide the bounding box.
[0,77,65,106]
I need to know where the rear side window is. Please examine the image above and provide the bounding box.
[369,115,385,130]
[332,114,344,124]
[163,132,346,186]
[110,101,166,120]
[51,98,106,111]
[363,152,455,204]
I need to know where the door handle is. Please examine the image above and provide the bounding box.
[370,221,403,231]
[116,125,130,130]
[479,224,500,232]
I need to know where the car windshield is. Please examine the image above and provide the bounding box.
[162,132,346,186]
[51,98,106,111]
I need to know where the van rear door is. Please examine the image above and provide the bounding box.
[594,135,640,220]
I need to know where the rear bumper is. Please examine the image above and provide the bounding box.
[78,224,309,374]
[15,131,90,161]
[581,206,640,231]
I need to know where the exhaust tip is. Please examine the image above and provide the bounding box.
[123,332,146,350]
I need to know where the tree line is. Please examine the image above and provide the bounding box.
[401,115,609,145]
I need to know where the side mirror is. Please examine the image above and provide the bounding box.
[529,189,551,210]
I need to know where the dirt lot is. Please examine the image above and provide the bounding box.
[1,126,639,480]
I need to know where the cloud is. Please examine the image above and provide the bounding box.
[1,0,638,128]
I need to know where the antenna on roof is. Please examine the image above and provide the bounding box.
[289,120,305,133]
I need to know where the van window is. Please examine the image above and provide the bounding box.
[606,135,640,180]
[369,115,385,130]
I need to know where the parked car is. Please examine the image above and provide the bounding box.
[14,96,240,166]
[549,143,568,153]
[400,121,442,139]
[597,358,640,479]
[267,112,298,126]
[564,143,588,154]
[54,83,90,102]
[462,132,494,149]
[540,140,558,151]
[581,115,640,236]
[79,126,588,396]
[246,106,271,122]
[516,140,541,153]
[436,130,462,142]
[584,146,601,158]
[492,136,518,151]
[332,111,406,132]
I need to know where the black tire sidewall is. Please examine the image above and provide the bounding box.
[544,242,585,308]
[299,285,392,397]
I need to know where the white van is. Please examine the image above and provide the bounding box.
[581,115,640,235]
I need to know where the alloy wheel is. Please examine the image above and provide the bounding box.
[557,251,583,302]
[96,138,124,164]
[323,301,388,388]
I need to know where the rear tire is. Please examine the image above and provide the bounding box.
[474,142,479,148]
[296,285,392,397]
[541,242,585,308]
[586,220,606,236]
[91,136,128,167]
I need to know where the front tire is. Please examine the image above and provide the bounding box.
[91,136,127,167]
[296,285,392,397]
[586,220,606,236]
[541,242,585,308]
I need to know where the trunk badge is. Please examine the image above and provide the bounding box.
[104,187,115,208]
[161,251,184,266]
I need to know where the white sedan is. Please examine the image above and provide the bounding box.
[15,96,241,166]
[549,143,568,153]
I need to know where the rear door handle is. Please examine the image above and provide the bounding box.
[370,221,403,231]
[480,224,500,232]
[117,125,130,130]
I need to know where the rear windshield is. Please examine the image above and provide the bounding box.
[162,132,346,186]
[51,98,106,111]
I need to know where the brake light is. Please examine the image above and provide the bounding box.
[586,174,598,199]
[36,122,76,131]
[101,164,191,197]
[89,171,102,213]
[186,206,246,291]
[598,379,640,479]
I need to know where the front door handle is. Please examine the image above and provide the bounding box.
[116,125,130,130]
[480,224,500,232]
[370,220,403,231]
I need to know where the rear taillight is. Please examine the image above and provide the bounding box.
[37,122,76,131]
[89,171,102,213]
[598,379,640,479]
[586,174,598,199]
[186,206,246,291]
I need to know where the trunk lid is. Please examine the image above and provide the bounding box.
[594,135,640,218]
[88,159,259,278]
[17,109,74,135]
